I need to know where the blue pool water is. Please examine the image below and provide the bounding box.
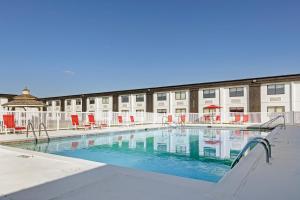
[11,127,267,182]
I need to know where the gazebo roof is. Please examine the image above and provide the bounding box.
[2,88,46,108]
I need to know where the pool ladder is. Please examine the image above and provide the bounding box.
[231,137,271,169]
[39,122,50,143]
[26,122,50,143]
[260,114,286,130]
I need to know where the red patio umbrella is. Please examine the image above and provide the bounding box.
[204,105,222,109]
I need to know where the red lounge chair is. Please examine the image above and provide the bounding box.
[130,116,135,125]
[3,114,26,134]
[215,115,221,123]
[233,114,241,123]
[88,114,96,125]
[71,115,90,129]
[180,115,186,124]
[242,114,249,124]
[88,114,101,128]
[117,116,123,124]
[204,115,210,122]
[167,115,173,124]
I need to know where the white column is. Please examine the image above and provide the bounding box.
[169,91,173,114]
[130,94,134,113]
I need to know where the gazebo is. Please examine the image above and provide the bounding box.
[2,88,46,111]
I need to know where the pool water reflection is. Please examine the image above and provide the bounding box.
[12,127,268,182]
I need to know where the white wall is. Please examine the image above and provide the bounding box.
[65,98,82,113]
[199,88,220,113]
[118,94,146,112]
[86,96,113,112]
[221,85,249,113]
[118,94,131,112]
[170,90,189,113]
[153,92,170,113]
[292,82,300,112]
[261,82,291,112]
[46,100,61,112]
[0,98,8,112]
[132,93,146,112]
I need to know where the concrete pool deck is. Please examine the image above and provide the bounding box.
[0,125,299,200]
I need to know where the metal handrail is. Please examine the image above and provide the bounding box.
[260,114,286,130]
[38,123,50,142]
[231,137,271,169]
[251,137,272,158]
[26,122,38,144]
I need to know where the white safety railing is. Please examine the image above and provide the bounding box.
[0,110,299,133]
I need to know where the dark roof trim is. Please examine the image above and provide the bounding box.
[39,73,300,100]
[0,94,16,98]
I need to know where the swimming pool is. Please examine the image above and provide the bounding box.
[10,127,268,182]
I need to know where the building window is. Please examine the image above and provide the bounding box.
[89,98,95,105]
[102,97,109,104]
[55,100,60,106]
[267,84,285,95]
[121,110,129,113]
[76,99,82,105]
[175,108,186,113]
[203,108,215,113]
[136,94,144,102]
[157,93,167,101]
[47,101,52,106]
[203,89,216,98]
[66,100,71,106]
[175,91,186,100]
[267,106,285,113]
[121,96,129,103]
[229,107,244,113]
[157,109,167,113]
[136,109,144,112]
[229,87,244,97]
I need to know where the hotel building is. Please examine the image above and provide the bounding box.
[1,74,300,115]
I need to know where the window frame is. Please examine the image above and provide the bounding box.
[136,94,144,102]
[47,101,52,106]
[121,96,129,103]
[75,99,82,105]
[229,87,244,97]
[267,84,285,95]
[157,109,167,113]
[55,100,60,106]
[66,100,72,106]
[102,97,109,104]
[89,98,95,105]
[175,108,186,113]
[175,91,186,100]
[157,93,167,101]
[203,89,216,98]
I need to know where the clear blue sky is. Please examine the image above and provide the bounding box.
[0,0,299,97]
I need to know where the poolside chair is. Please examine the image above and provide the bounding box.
[130,115,135,125]
[88,114,102,129]
[3,114,26,134]
[167,115,173,124]
[203,115,211,123]
[117,116,123,125]
[215,115,221,123]
[232,114,241,124]
[242,114,249,124]
[179,115,186,125]
[71,115,90,129]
